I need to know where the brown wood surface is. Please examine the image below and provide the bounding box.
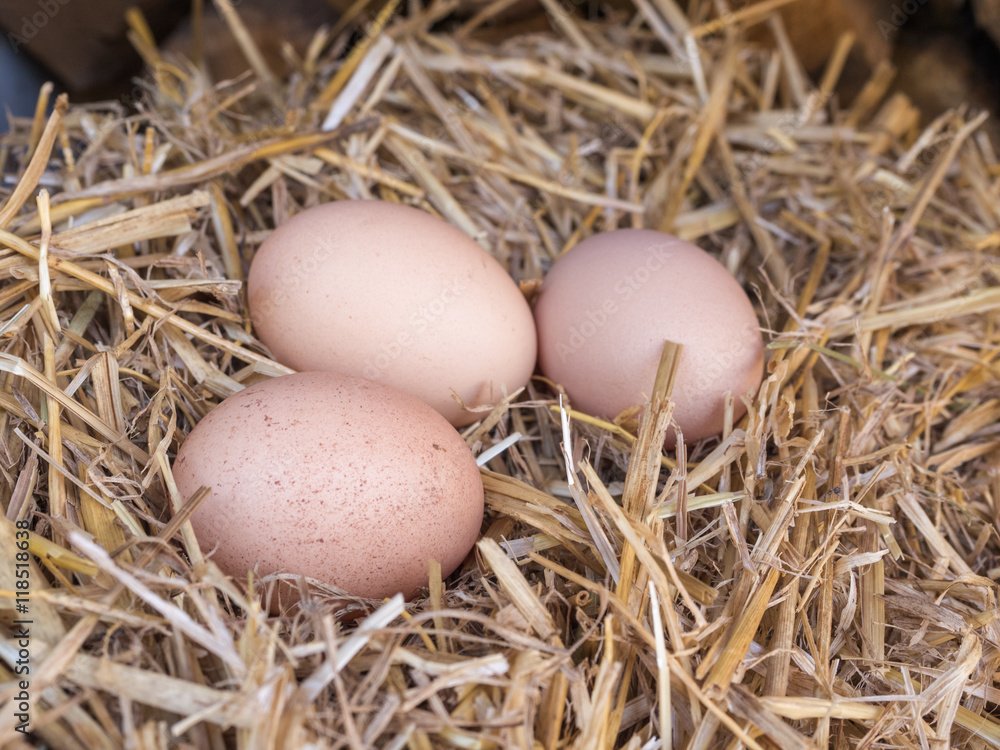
[973,0,1000,45]
[747,0,895,71]
[163,0,340,82]
[0,0,186,92]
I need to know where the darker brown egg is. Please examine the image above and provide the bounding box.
[533,230,764,446]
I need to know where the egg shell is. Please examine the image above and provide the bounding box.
[173,371,484,601]
[534,229,764,445]
[248,200,537,427]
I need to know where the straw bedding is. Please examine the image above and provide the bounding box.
[1,0,999,747]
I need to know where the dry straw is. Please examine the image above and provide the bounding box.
[1,0,999,747]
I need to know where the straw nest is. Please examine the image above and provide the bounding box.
[2,0,1000,747]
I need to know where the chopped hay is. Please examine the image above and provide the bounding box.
[2,1,1000,748]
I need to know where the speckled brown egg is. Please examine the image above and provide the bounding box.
[247,200,537,427]
[173,371,484,600]
[534,229,764,445]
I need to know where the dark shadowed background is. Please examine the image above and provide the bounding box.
[2,0,1000,136]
